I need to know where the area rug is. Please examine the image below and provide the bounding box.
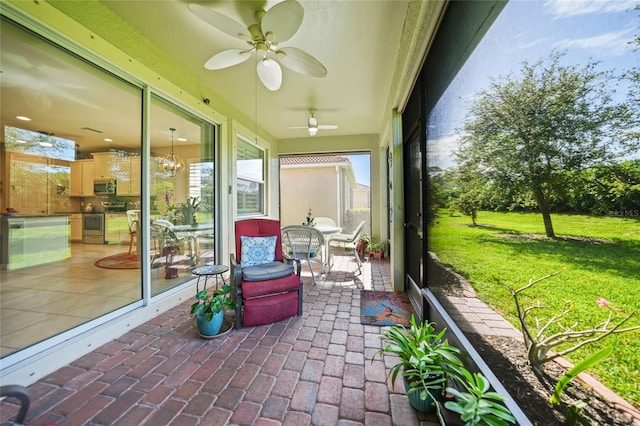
[95,252,140,269]
[360,290,413,326]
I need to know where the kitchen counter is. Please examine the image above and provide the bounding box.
[0,215,70,270]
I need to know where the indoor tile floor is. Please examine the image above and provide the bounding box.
[2,253,445,425]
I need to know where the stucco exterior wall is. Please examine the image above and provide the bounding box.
[280,167,340,227]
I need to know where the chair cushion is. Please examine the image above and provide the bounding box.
[242,261,295,282]
[240,236,277,267]
[243,291,299,326]
[241,269,300,299]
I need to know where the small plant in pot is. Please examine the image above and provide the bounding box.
[357,233,371,256]
[366,238,386,260]
[376,316,464,414]
[190,285,237,337]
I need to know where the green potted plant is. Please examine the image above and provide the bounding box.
[366,238,386,259]
[176,196,200,226]
[357,233,371,256]
[376,316,464,413]
[445,369,516,425]
[190,285,237,337]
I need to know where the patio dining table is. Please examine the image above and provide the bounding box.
[151,221,215,269]
[314,224,342,273]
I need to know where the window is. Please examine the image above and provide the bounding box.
[189,160,214,219]
[1,17,143,358]
[237,137,265,215]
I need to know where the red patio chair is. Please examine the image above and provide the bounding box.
[230,218,303,329]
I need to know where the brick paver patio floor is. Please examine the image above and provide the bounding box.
[2,251,523,425]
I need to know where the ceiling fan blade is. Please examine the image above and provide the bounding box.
[256,58,282,91]
[276,47,327,77]
[318,124,338,130]
[204,49,252,70]
[261,0,304,43]
[188,4,251,41]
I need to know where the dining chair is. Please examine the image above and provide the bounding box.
[281,225,325,286]
[126,210,139,254]
[328,220,366,274]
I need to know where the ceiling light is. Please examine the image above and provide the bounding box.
[104,138,112,142]
[308,127,318,136]
[16,115,31,121]
[160,128,185,178]
[177,137,187,142]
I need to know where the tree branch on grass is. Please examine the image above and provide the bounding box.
[501,272,640,377]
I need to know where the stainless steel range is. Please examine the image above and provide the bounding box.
[82,212,105,244]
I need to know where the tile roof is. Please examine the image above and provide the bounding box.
[280,155,351,165]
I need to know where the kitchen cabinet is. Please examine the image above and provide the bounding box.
[93,152,118,179]
[130,156,141,195]
[115,156,141,196]
[70,160,95,197]
[105,213,129,244]
[70,213,82,242]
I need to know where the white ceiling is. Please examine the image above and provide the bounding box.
[101,0,411,141]
[1,1,417,153]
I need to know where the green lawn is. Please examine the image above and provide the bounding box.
[429,211,640,406]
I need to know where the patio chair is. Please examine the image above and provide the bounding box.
[231,218,303,329]
[328,220,366,275]
[281,225,325,286]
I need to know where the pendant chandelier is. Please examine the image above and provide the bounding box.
[161,127,185,177]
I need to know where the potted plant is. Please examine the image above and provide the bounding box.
[357,233,371,256]
[445,369,516,425]
[376,316,464,413]
[366,238,386,259]
[190,285,237,337]
[176,196,200,226]
[304,206,315,226]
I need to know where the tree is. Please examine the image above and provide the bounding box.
[449,160,487,226]
[456,51,638,237]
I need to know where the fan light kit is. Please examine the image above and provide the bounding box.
[189,0,327,91]
[289,109,338,136]
[161,128,185,177]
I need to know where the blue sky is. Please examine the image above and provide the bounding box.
[347,154,370,185]
[428,0,640,169]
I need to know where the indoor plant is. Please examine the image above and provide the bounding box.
[176,196,200,226]
[190,285,237,337]
[376,316,464,413]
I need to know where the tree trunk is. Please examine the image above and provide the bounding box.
[535,188,555,238]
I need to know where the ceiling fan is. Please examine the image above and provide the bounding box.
[188,0,327,91]
[289,109,338,136]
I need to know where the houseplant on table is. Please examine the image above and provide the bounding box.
[376,316,464,414]
[190,285,237,337]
